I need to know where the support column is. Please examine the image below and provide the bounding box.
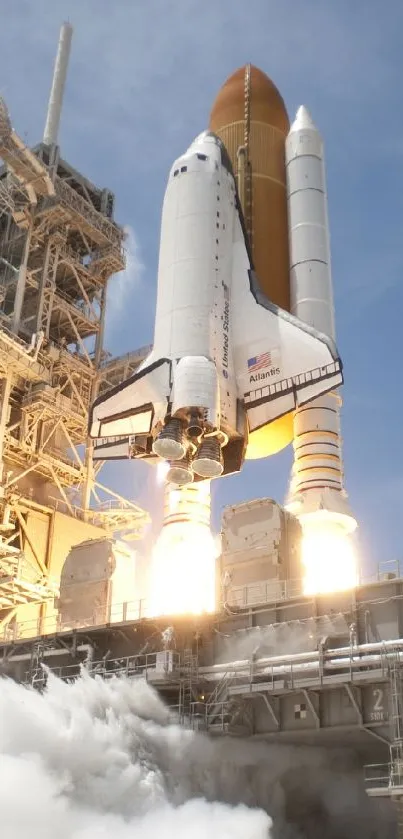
[82,286,106,516]
[11,221,33,334]
[0,372,11,492]
[35,241,51,334]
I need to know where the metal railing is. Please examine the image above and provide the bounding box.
[23,649,182,689]
[364,763,392,792]
[100,344,152,371]
[0,597,151,642]
[363,762,403,797]
[53,177,123,251]
[46,496,97,523]
[2,560,403,644]
[225,561,403,610]
[226,578,303,608]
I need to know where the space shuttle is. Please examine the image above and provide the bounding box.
[89,131,343,487]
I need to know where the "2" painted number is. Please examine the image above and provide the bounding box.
[370,688,385,721]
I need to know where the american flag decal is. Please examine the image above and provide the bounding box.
[247,352,272,373]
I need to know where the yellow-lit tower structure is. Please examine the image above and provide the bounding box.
[0,23,149,638]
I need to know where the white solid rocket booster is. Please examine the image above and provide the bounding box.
[285,106,356,534]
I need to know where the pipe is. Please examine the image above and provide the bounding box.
[202,652,401,683]
[43,22,73,146]
[3,642,93,664]
[25,330,45,360]
[199,638,403,677]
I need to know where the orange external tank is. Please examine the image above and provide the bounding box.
[209,64,294,459]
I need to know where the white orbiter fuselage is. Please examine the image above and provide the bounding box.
[89,132,343,487]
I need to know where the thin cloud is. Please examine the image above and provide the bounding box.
[105,225,143,344]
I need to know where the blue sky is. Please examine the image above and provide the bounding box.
[1,0,402,573]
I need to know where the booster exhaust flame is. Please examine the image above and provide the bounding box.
[301,521,358,596]
[149,480,217,617]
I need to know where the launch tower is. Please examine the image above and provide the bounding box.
[0,23,149,636]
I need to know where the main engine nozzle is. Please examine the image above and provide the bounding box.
[166,449,194,486]
[152,418,186,461]
[193,436,223,478]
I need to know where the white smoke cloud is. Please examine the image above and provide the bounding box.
[0,672,270,839]
[215,613,350,664]
[0,670,396,838]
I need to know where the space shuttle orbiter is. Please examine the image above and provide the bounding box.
[89,131,342,487]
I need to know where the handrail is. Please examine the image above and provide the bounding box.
[1,562,403,644]
[224,561,403,609]
[53,177,123,250]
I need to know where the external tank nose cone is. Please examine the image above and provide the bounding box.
[210,64,289,133]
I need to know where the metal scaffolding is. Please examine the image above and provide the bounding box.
[0,94,149,618]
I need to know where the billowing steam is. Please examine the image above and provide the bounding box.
[0,672,395,838]
[215,613,350,664]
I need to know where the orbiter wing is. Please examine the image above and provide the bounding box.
[89,358,171,439]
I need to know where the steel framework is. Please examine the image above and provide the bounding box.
[0,95,149,619]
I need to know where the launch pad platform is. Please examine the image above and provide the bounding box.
[2,569,403,766]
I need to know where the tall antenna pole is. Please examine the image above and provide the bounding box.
[43,21,73,146]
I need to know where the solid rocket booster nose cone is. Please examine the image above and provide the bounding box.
[290,105,316,133]
[152,438,186,461]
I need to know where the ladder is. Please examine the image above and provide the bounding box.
[178,648,198,725]
[205,671,236,732]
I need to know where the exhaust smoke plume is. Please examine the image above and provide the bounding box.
[0,672,395,838]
